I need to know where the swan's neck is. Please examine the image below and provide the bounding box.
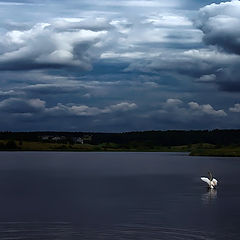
[208,172,213,181]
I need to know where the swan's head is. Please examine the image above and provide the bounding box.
[212,178,218,187]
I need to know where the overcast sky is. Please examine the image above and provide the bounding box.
[0,0,240,131]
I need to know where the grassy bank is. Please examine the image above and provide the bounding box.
[0,140,240,156]
[190,145,240,157]
[0,140,191,152]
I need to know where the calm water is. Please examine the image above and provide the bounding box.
[0,152,239,239]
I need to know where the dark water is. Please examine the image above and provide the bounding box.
[0,152,239,239]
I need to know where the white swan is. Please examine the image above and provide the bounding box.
[201,171,218,189]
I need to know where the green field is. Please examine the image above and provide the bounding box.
[190,145,240,157]
[0,139,240,157]
[0,139,192,152]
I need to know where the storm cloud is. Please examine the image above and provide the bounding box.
[0,0,240,131]
[0,20,108,71]
[197,0,240,54]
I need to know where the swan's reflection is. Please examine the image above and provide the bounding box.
[202,189,217,204]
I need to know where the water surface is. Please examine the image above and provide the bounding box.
[0,152,239,239]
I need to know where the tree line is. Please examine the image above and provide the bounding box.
[0,129,240,147]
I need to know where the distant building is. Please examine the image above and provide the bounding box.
[73,137,84,144]
[52,136,66,142]
[83,135,92,142]
[52,136,61,141]
[41,136,66,142]
[41,135,53,141]
[76,137,84,144]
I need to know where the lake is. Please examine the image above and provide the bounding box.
[0,152,239,239]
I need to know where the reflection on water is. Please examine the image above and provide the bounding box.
[201,189,217,204]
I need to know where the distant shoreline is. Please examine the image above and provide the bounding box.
[0,141,239,157]
[0,130,240,157]
[0,150,239,157]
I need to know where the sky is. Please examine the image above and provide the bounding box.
[0,0,240,131]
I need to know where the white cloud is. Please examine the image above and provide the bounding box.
[100,51,159,60]
[0,89,16,96]
[183,48,239,63]
[197,0,240,54]
[188,101,227,117]
[125,47,240,81]
[0,1,41,6]
[166,98,183,106]
[162,99,227,117]
[83,0,180,8]
[0,5,209,75]
[52,17,111,31]
[0,94,137,118]
[143,99,228,129]
[0,96,137,117]
[47,101,137,116]
[107,102,137,112]
[0,20,108,70]
[0,98,45,113]
[198,74,216,82]
[126,24,202,45]
[229,103,240,112]
[143,14,193,28]
[160,98,227,118]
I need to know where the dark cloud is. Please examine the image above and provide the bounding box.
[229,103,240,112]
[0,95,232,131]
[197,0,240,55]
[122,1,240,93]
[0,0,240,131]
[125,48,229,79]
[0,21,108,71]
[22,83,83,95]
[45,101,137,117]
[0,96,137,116]
[53,18,112,32]
[196,0,240,92]
[0,98,45,113]
[0,89,16,96]
[193,1,240,91]
[216,66,240,92]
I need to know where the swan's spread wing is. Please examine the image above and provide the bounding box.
[201,177,211,186]
[212,178,218,186]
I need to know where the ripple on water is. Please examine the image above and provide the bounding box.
[0,222,237,240]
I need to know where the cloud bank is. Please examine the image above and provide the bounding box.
[0,0,240,131]
[0,20,108,71]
